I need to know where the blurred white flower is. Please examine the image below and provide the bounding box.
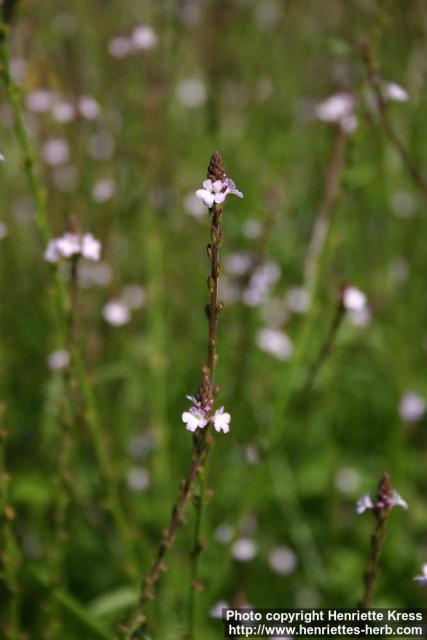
[45,232,101,262]
[231,538,257,562]
[399,391,426,423]
[383,81,408,103]
[315,92,357,134]
[268,546,297,575]
[52,100,76,123]
[27,89,55,113]
[286,286,310,314]
[176,78,207,108]
[103,299,130,326]
[0,153,4,162]
[414,564,427,587]
[214,523,234,544]
[341,286,367,312]
[391,190,416,218]
[224,252,252,276]
[78,96,100,120]
[243,218,262,239]
[127,467,150,492]
[243,261,280,307]
[183,191,206,218]
[81,233,102,260]
[131,25,158,50]
[212,407,231,434]
[210,601,229,619]
[42,138,70,166]
[356,494,374,514]
[92,178,115,202]
[182,407,208,432]
[0,222,8,239]
[348,307,372,327]
[47,349,70,371]
[108,36,132,58]
[335,467,361,495]
[122,284,146,310]
[256,327,293,361]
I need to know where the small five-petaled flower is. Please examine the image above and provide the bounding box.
[182,396,231,434]
[195,178,243,209]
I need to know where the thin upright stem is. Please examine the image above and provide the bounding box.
[361,40,427,200]
[304,126,347,295]
[126,151,229,639]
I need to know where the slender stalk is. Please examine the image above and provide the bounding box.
[0,24,140,583]
[359,473,396,608]
[304,126,347,295]
[361,40,427,200]
[125,151,231,639]
[299,295,345,398]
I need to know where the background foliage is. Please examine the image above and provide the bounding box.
[1,1,427,638]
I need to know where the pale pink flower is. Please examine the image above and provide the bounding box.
[315,92,358,133]
[414,564,427,587]
[212,407,231,434]
[103,299,130,326]
[78,96,100,120]
[195,177,243,208]
[341,286,367,312]
[383,81,408,103]
[27,89,55,113]
[231,538,257,562]
[256,327,293,361]
[92,178,115,203]
[47,349,70,371]
[108,36,132,58]
[182,407,208,432]
[52,100,76,123]
[399,391,426,423]
[42,138,70,166]
[176,78,207,108]
[131,25,158,50]
[268,546,297,575]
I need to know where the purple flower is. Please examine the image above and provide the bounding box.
[414,564,427,587]
[195,177,244,208]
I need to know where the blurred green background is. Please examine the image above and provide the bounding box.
[1,0,427,638]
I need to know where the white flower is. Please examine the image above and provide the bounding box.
[122,284,145,309]
[182,407,208,432]
[195,177,243,208]
[126,467,150,492]
[92,178,115,203]
[0,153,5,162]
[224,252,253,276]
[214,523,234,544]
[47,349,70,371]
[183,191,206,218]
[342,286,367,312]
[26,89,55,113]
[286,287,310,314]
[196,179,228,208]
[44,232,101,262]
[356,494,374,514]
[176,78,207,108]
[210,601,229,619]
[52,100,76,123]
[399,391,426,423]
[42,138,70,166]
[231,538,257,562]
[81,233,101,261]
[256,327,293,361]
[268,546,297,575]
[212,407,231,434]
[131,25,158,50]
[315,92,357,133]
[108,36,132,58]
[383,81,408,103]
[391,490,408,510]
[78,96,100,120]
[414,564,427,587]
[103,299,130,326]
[335,467,361,495]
